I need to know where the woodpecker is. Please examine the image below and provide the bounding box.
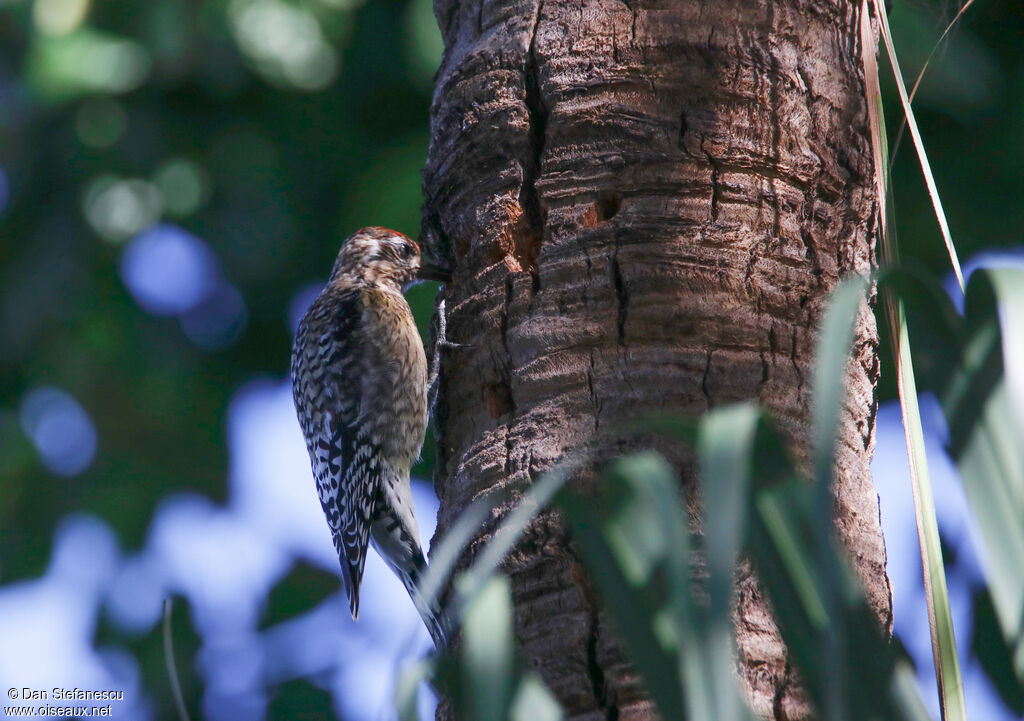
[291,226,445,648]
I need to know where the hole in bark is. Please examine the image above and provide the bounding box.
[484,382,513,418]
[514,223,542,274]
[596,192,622,222]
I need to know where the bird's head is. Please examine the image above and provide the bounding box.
[329,227,421,291]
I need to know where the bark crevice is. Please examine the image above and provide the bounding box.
[587,350,601,433]
[610,241,628,346]
[702,350,714,409]
[519,0,548,257]
[581,570,621,721]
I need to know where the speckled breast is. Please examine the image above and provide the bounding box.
[361,287,429,474]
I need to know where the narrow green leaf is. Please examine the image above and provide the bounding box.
[417,497,491,624]
[892,661,940,721]
[395,660,434,721]
[617,453,698,716]
[749,477,917,720]
[755,491,830,630]
[603,458,671,587]
[510,674,564,721]
[462,576,515,721]
[814,275,877,721]
[876,5,965,290]
[946,269,1024,682]
[860,0,891,251]
[558,453,687,721]
[163,598,192,721]
[862,6,968,710]
[455,455,583,614]
[888,295,967,721]
[695,404,760,721]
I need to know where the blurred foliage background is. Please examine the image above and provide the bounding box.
[0,0,445,717]
[0,0,1021,719]
[0,0,443,570]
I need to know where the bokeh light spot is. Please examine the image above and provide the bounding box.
[180,281,249,351]
[228,0,338,91]
[105,554,165,635]
[153,158,209,217]
[120,224,219,316]
[19,386,98,477]
[27,28,151,101]
[281,41,336,91]
[33,0,90,37]
[84,175,163,241]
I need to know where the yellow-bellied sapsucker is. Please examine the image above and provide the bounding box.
[290,227,444,647]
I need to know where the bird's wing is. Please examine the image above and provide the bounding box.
[292,288,377,619]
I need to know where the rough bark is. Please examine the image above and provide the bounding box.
[421,1,892,719]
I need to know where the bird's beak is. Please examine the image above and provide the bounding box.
[418,257,451,282]
[417,224,452,282]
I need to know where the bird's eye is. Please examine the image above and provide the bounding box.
[401,242,416,258]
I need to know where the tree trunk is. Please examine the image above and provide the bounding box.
[421,1,892,719]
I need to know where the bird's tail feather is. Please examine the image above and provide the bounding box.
[336,536,366,621]
[369,504,448,649]
[404,553,448,650]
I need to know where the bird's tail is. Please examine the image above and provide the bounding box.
[335,534,367,621]
[404,553,448,651]
[370,514,449,650]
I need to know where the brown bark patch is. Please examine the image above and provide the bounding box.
[485,381,515,418]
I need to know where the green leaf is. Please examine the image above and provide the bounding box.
[395,659,434,721]
[558,452,687,721]
[945,269,1024,682]
[812,275,870,486]
[867,263,968,721]
[879,267,964,394]
[461,576,516,721]
[971,587,1024,714]
[896,302,968,721]
[455,455,583,614]
[891,662,938,721]
[693,405,763,721]
[510,674,564,721]
[748,477,912,720]
[813,274,877,719]
[417,496,491,633]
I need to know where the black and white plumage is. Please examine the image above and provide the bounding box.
[291,227,444,648]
